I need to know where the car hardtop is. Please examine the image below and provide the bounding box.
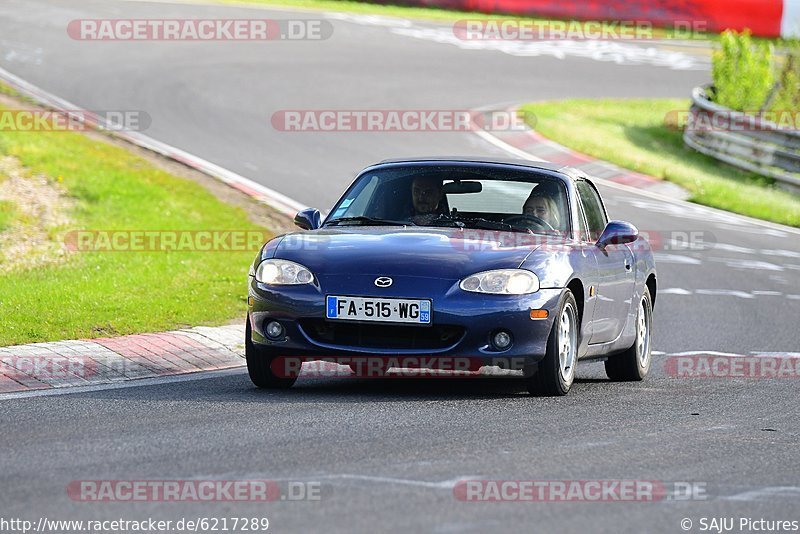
[370,156,586,185]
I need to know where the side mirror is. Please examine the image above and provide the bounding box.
[294,208,321,230]
[596,220,638,249]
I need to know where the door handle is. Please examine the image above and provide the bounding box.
[624,260,632,271]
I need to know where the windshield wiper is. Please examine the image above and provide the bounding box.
[325,216,408,227]
[450,216,532,234]
[425,216,465,228]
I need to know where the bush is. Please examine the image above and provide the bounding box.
[712,31,774,110]
[770,41,800,112]
[712,31,800,113]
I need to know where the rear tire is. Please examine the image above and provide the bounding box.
[526,291,579,396]
[605,290,653,381]
[245,318,297,389]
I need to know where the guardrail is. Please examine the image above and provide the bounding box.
[683,86,800,193]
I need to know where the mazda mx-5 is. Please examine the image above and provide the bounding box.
[246,157,657,396]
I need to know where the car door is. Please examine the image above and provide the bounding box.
[576,180,635,345]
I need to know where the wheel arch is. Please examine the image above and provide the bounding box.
[645,273,657,309]
[565,277,585,328]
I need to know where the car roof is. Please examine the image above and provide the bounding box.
[374,156,582,181]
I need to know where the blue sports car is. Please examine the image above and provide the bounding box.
[246,157,657,395]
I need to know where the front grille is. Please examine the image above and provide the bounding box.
[299,319,464,350]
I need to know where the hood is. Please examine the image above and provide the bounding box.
[274,227,539,279]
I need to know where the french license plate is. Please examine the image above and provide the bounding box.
[326,296,431,325]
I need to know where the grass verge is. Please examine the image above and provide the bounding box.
[520,99,800,227]
[0,98,274,346]
[0,200,14,232]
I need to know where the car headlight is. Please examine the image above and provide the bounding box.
[460,269,539,295]
[255,259,314,285]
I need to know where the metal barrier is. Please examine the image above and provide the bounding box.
[683,86,800,192]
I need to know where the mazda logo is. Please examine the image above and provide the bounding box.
[374,276,393,288]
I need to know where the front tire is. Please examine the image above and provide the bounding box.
[526,291,579,396]
[605,289,653,381]
[245,318,297,389]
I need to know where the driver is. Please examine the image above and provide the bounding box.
[522,191,560,229]
[410,175,444,225]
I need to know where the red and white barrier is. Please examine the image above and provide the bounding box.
[398,0,800,38]
[783,0,800,38]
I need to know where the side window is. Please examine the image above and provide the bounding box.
[576,197,590,242]
[331,175,379,219]
[576,180,607,241]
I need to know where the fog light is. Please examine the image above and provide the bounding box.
[265,321,285,340]
[492,331,512,350]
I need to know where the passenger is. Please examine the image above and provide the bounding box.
[522,190,560,229]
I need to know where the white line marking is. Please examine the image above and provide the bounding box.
[316,474,475,489]
[666,238,707,251]
[0,367,246,401]
[659,288,693,295]
[760,248,800,259]
[722,486,800,502]
[715,223,790,238]
[669,351,743,357]
[391,26,706,70]
[695,289,755,299]
[713,243,757,254]
[325,12,413,27]
[708,258,785,272]
[473,129,546,162]
[653,253,702,265]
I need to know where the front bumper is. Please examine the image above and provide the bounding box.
[248,273,563,366]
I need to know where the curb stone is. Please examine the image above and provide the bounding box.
[0,325,245,395]
[489,106,690,200]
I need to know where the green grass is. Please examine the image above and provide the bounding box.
[0,200,15,232]
[520,99,800,227]
[0,81,19,98]
[0,106,270,346]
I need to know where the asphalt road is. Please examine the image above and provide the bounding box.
[1,1,799,532]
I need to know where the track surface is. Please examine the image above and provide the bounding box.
[1,1,798,532]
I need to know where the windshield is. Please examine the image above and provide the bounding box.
[325,165,570,234]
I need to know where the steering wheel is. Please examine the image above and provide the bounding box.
[503,214,555,232]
